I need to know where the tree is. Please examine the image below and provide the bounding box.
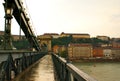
[52,37,110,47]
[12,39,31,50]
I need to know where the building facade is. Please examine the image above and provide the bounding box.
[97,36,110,41]
[68,43,92,60]
[93,47,103,57]
[111,48,120,58]
[103,48,112,58]
[53,45,59,54]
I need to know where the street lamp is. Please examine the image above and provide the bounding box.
[0,2,15,50]
[6,7,13,15]
[4,3,14,18]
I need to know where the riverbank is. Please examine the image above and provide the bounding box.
[70,58,120,62]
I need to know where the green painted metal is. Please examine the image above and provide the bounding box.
[0,1,15,50]
[2,0,41,51]
[0,51,47,81]
[52,53,97,81]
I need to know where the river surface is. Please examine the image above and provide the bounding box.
[73,62,120,81]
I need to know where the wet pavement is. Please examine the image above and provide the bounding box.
[13,55,55,81]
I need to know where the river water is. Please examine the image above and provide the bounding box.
[73,62,120,81]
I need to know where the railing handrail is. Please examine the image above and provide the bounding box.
[67,63,97,81]
[0,51,47,81]
[0,50,42,54]
[52,53,97,81]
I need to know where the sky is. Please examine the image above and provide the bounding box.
[0,0,120,38]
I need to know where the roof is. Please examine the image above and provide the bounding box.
[44,33,59,35]
[68,43,92,47]
[61,32,90,36]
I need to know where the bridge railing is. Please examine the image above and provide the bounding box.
[0,51,47,81]
[52,53,97,81]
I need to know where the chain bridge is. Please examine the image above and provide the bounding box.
[0,0,97,81]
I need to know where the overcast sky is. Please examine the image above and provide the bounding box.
[0,0,120,38]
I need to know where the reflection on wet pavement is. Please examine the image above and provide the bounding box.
[13,55,55,81]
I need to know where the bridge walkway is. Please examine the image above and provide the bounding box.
[13,54,55,81]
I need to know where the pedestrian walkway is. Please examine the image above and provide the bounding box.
[13,55,55,81]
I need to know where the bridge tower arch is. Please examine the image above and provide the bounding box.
[37,35,52,52]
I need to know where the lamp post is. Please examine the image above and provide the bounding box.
[0,2,15,50]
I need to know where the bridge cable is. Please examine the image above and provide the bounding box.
[24,0,37,36]
[19,8,22,40]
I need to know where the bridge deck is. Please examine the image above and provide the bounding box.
[13,54,55,81]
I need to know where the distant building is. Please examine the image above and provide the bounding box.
[0,31,26,41]
[60,32,90,39]
[93,47,120,59]
[68,43,92,60]
[53,45,59,54]
[97,36,110,41]
[100,44,112,48]
[0,31,4,35]
[103,48,112,58]
[111,38,120,42]
[111,48,120,58]
[12,35,26,41]
[111,38,120,48]
[58,45,67,53]
[53,45,67,55]
[43,33,60,38]
[93,47,103,57]
[112,42,120,48]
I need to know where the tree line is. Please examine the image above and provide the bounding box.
[0,35,31,50]
[52,36,110,47]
